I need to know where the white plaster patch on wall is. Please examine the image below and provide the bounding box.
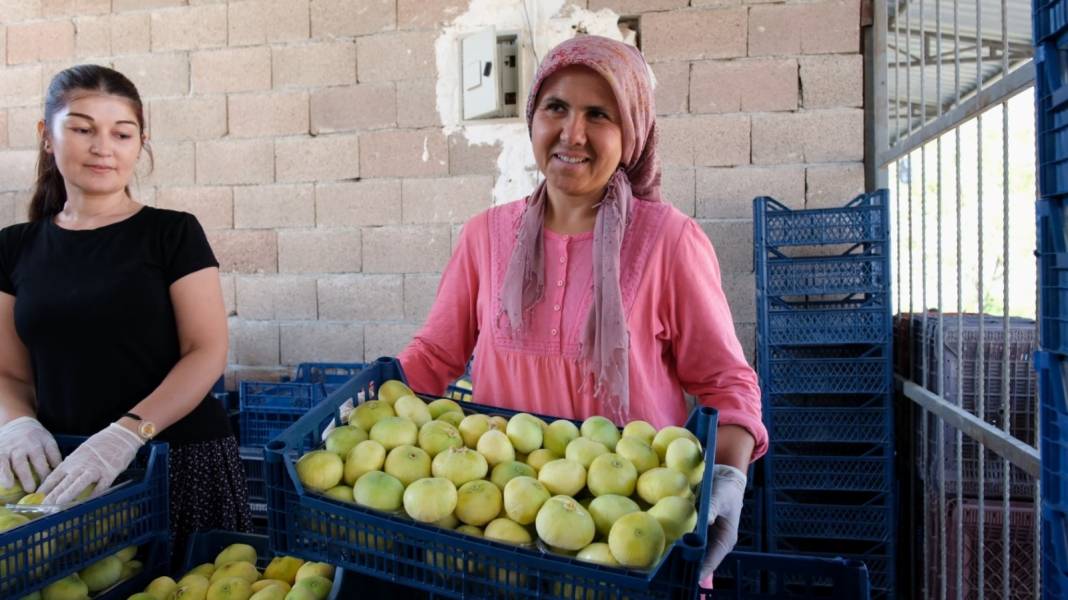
[435,0,623,205]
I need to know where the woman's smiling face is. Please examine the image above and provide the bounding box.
[531,65,623,207]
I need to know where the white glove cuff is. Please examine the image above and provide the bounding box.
[108,422,146,448]
[3,416,38,430]
[713,464,748,487]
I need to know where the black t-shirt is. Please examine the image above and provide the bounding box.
[0,206,231,444]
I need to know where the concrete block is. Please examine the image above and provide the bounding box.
[397,78,441,128]
[363,322,420,363]
[235,274,318,319]
[662,168,695,217]
[233,184,315,229]
[690,58,797,114]
[275,134,360,183]
[733,321,756,365]
[696,166,804,218]
[751,109,863,164]
[231,320,279,366]
[229,91,309,138]
[0,192,17,228]
[0,66,41,109]
[208,229,278,273]
[7,20,74,64]
[448,133,500,176]
[402,176,492,224]
[278,228,361,273]
[0,25,6,66]
[397,0,465,29]
[273,42,356,88]
[652,61,689,115]
[806,163,865,208]
[113,0,185,10]
[588,0,688,11]
[357,31,436,82]
[0,112,6,149]
[228,0,310,46]
[74,16,109,58]
[310,83,396,133]
[800,54,863,109]
[196,138,274,185]
[149,96,227,141]
[749,0,859,56]
[699,220,753,275]
[658,114,750,168]
[138,141,195,187]
[42,0,112,16]
[0,150,38,192]
[310,0,395,37]
[360,129,448,178]
[220,273,235,316]
[643,7,747,62]
[9,190,31,224]
[721,271,755,322]
[316,179,402,227]
[403,272,440,322]
[150,5,227,51]
[155,186,234,229]
[317,274,404,320]
[6,107,38,149]
[114,53,189,97]
[0,0,41,22]
[110,12,150,55]
[281,322,364,365]
[362,224,450,273]
[190,47,271,94]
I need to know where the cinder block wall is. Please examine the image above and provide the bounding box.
[0,0,865,386]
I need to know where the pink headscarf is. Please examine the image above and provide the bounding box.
[498,35,661,423]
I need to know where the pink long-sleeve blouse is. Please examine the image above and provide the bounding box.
[398,198,768,460]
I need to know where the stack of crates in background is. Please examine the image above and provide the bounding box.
[896,312,1039,597]
[753,192,896,599]
[237,362,364,530]
[1034,0,1068,593]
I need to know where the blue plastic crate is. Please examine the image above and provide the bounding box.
[1035,37,1068,198]
[265,357,720,600]
[764,302,889,346]
[766,501,894,544]
[704,551,870,599]
[736,487,762,553]
[754,191,889,249]
[767,452,893,494]
[238,362,365,447]
[1044,506,1068,598]
[1035,0,1068,42]
[767,406,892,444]
[761,255,889,298]
[762,541,894,600]
[765,357,890,395]
[1037,352,1068,513]
[240,446,267,522]
[0,437,170,598]
[1038,199,1068,354]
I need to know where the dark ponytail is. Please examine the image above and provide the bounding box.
[29,65,148,222]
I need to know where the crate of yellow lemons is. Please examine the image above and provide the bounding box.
[294,379,707,574]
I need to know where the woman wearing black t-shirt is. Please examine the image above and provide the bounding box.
[0,65,251,547]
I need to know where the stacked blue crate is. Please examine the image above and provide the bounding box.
[753,192,896,599]
[1033,0,1068,591]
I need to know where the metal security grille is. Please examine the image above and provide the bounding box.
[872,0,1041,597]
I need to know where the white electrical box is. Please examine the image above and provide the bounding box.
[461,28,519,120]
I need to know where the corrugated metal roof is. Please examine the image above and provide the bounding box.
[886,0,1032,143]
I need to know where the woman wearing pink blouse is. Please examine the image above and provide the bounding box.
[398,35,766,583]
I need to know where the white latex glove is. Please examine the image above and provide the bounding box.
[38,423,143,505]
[0,416,62,492]
[698,464,748,588]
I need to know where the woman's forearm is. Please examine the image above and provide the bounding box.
[122,344,226,433]
[714,424,755,472]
